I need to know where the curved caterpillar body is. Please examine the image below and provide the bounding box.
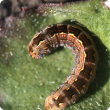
[28,21,98,110]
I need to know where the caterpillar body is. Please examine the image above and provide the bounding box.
[28,21,98,110]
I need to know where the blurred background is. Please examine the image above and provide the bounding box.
[0,0,84,20]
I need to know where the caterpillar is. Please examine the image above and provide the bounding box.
[28,21,98,110]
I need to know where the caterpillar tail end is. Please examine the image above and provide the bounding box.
[45,96,61,110]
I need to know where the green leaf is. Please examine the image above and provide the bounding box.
[0,0,110,110]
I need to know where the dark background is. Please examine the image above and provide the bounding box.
[0,0,84,19]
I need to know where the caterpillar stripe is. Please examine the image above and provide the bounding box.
[28,21,98,110]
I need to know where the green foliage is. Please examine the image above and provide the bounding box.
[0,0,110,109]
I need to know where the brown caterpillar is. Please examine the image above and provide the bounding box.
[28,21,98,110]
